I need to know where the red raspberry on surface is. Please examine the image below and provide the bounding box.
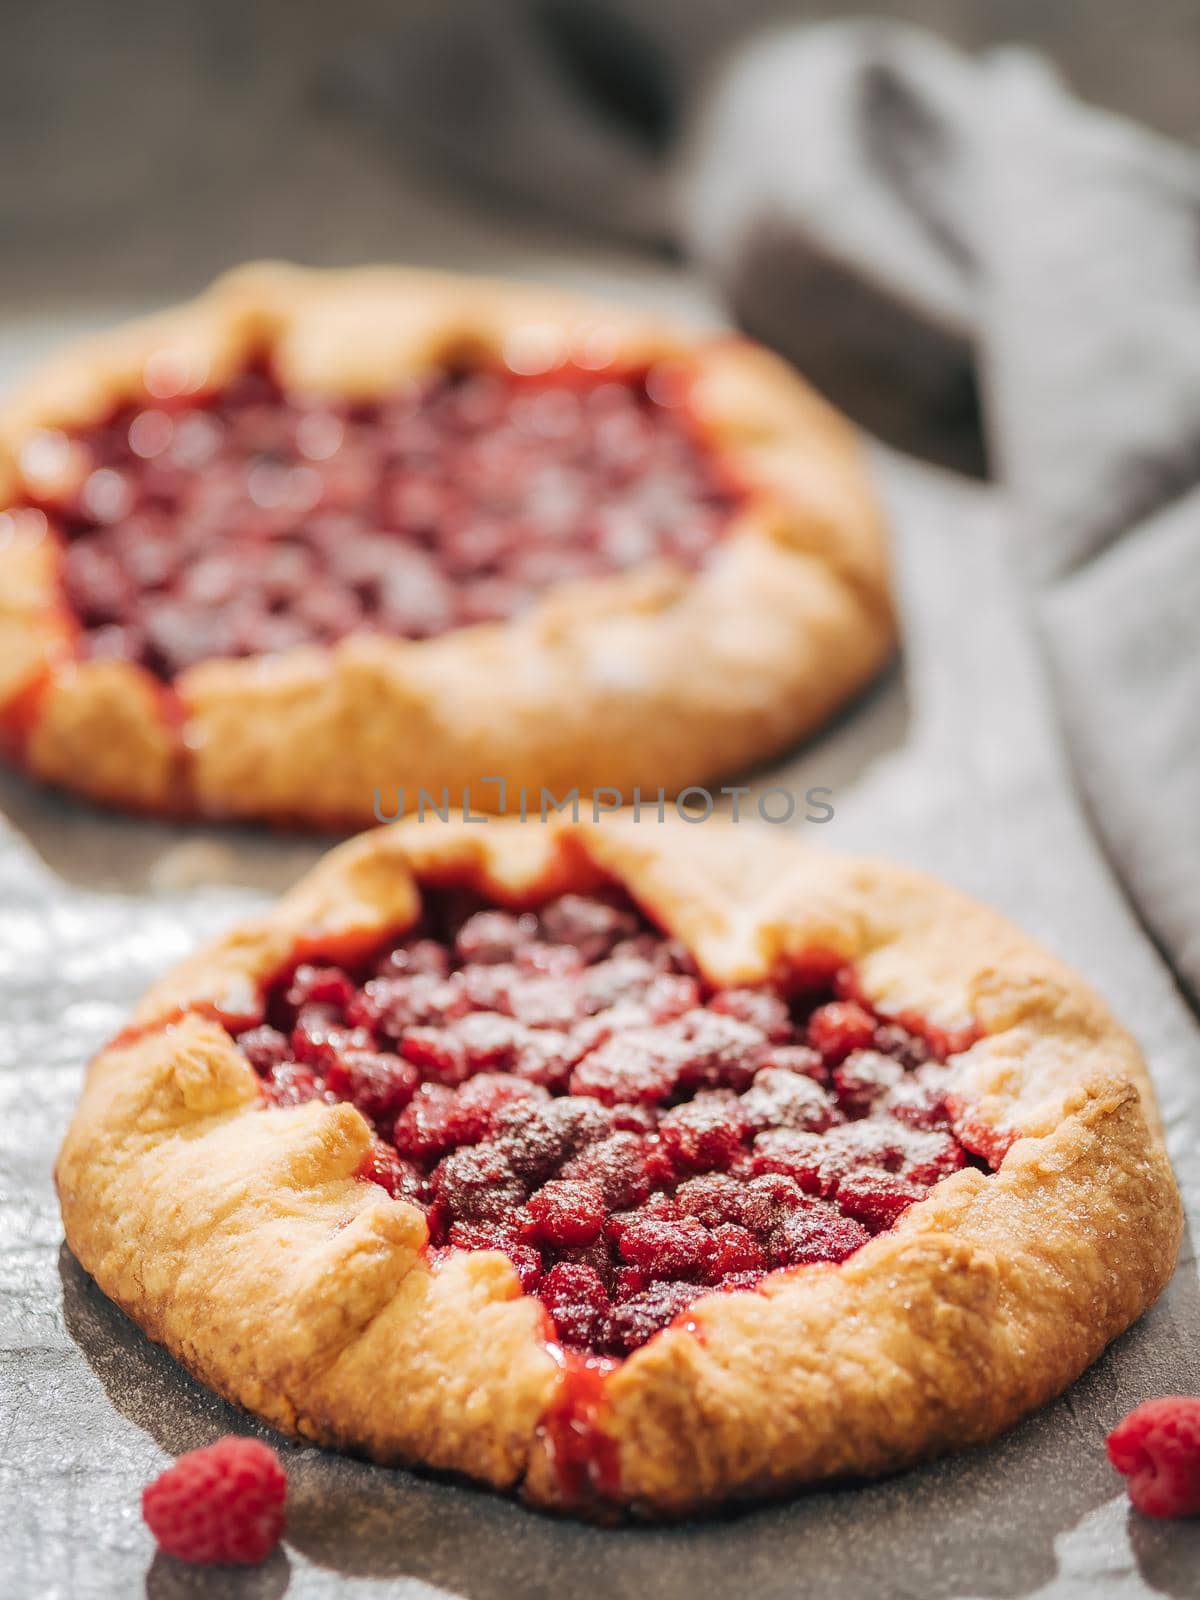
[576,955,657,1013]
[1107,1397,1200,1518]
[516,939,589,977]
[872,1021,932,1069]
[673,1009,768,1092]
[884,1068,952,1130]
[451,1010,524,1071]
[142,1436,286,1565]
[759,1043,828,1084]
[504,971,588,1031]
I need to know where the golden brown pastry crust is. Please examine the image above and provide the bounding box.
[0,263,893,824]
[56,815,1182,1517]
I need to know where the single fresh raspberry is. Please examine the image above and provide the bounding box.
[1107,1397,1200,1517]
[142,1436,287,1564]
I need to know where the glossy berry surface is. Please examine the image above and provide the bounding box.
[1107,1397,1200,1518]
[141,1436,286,1566]
[235,890,982,1357]
[20,359,740,680]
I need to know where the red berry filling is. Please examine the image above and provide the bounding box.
[18,359,740,681]
[233,892,984,1358]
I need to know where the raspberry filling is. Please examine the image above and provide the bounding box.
[234,891,983,1358]
[19,360,740,681]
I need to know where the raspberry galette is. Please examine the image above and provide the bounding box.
[56,816,1181,1516]
[0,263,891,824]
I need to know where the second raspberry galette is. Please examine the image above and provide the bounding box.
[56,817,1181,1516]
[0,263,891,823]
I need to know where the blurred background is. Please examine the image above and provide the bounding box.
[3,0,1198,903]
[3,0,1198,329]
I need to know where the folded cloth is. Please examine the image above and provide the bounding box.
[363,4,1200,1010]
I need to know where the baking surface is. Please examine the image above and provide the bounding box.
[3,471,1198,1599]
[2,101,1199,1600]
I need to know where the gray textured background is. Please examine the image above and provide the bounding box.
[2,4,1199,1596]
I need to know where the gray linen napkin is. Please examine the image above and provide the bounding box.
[363,5,1200,1007]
